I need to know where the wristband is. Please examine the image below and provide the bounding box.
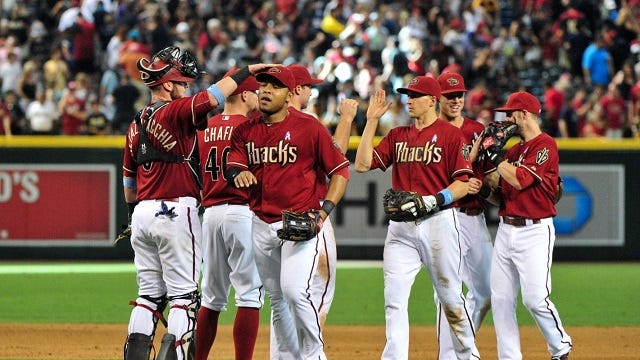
[123,177,136,190]
[436,189,454,206]
[478,184,491,199]
[207,83,226,109]
[224,167,242,188]
[229,66,251,86]
[321,200,336,216]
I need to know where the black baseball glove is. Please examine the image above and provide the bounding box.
[480,121,519,164]
[383,189,437,222]
[277,210,321,241]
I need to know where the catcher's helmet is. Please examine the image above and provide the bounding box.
[137,46,203,87]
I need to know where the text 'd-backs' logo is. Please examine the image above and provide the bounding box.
[245,140,298,166]
[394,141,442,164]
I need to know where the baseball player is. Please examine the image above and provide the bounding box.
[263,64,358,359]
[195,68,264,360]
[482,91,572,360]
[225,66,351,360]
[121,45,271,360]
[435,72,492,359]
[355,79,480,360]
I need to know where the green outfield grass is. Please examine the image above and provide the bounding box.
[1,262,638,326]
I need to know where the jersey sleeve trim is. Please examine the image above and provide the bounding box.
[227,161,249,170]
[325,160,351,176]
[372,149,387,171]
[519,164,543,182]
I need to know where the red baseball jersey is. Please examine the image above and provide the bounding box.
[198,113,250,207]
[122,92,214,201]
[499,132,559,218]
[458,117,488,210]
[227,111,350,223]
[371,119,473,204]
[60,95,86,135]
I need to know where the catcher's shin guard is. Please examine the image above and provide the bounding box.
[156,333,179,360]
[124,333,153,360]
[166,291,200,360]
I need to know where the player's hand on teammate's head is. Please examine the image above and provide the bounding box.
[366,89,392,122]
[234,170,258,188]
[248,63,281,75]
[338,98,359,121]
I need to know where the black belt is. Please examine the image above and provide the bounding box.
[501,216,541,227]
[458,208,483,216]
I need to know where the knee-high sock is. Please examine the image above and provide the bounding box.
[234,307,260,360]
[195,308,220,360]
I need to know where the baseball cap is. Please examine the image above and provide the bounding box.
[224,67,260,96]
[287,64,323,87]
[396,76,441,99]
[437,73,467,94]
[255,66,296,91]
[494,91,541,115]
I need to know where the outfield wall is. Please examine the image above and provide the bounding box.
[1,136,639,261]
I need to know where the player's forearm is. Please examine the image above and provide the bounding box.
[354,121,378,172]
[123,185,137,203]
[333,115,353,154]
[496,161,522,190]
[324,174,349,208]
[445,179,469,201]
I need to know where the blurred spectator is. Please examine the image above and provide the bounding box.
[196,18,223,66]
[25,20,51,65]
[43,47,71,102]
[110,72,140,134]
[0,35,22,66]
[105,25,128,71]
[117,28,151,109]
[65,13,98,77]
[582,33,614,87]
[543,75,571,137]
[58,81,88,135]
[599,82,626,138]
[0,52,22,95]
[2,90,26,135]
[85,98,109,135]
[16,59,42,109]
[0,98,11,138]
[26,89,58,135]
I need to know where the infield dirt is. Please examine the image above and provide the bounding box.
[1,324,638,359]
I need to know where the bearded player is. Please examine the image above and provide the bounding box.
[355,79,480,359]
[226,66,350,359]
[435,72,492,359]
[121,46,271,360]
[195,68,264,360]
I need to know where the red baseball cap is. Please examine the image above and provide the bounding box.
[224,67,260,96]
[256,66,296,91]
[494,91,541,115]
[397,76,441,99]
[437,72,467,94]
[286,64,323,87]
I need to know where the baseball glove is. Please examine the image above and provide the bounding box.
[277,210,321,241]
[553,177,564,204]
[114,224,131,244]
[480,121,519,163]
[383,189,436,222]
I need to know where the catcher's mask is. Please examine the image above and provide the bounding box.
[137,46,203,87]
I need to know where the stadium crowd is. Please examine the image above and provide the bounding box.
[1,0,640,139]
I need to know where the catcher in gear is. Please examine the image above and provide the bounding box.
[382,189,438,222]
[479,121,519,164]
